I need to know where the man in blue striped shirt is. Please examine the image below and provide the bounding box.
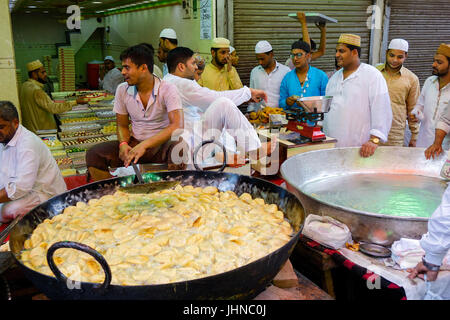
[279,41,328,110]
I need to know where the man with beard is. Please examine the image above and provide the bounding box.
[164,47,275,168]
[86,45,184,181]
[323,34,392,157]
[98,56,124,94]
[0,101,67,223]
[279,40,328,111]
[20,60,86,133]
[137,43,163,79]
[248,40,290,112]
[376,39,420,147]
[198,38,243,91]
[411,43,450,154]
[159,28,178,77]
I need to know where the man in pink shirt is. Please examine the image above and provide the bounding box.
[86,44,185,181]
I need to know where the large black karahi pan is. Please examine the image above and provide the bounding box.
[8,170,305,300]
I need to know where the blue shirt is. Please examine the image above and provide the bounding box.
[279,66,329,110]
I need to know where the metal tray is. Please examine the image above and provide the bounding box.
[359,243,391,258]
[288,12,338,24]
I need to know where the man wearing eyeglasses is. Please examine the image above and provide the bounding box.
[279,41,328,110]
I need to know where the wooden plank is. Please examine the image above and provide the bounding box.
[287,141,336,158]
[295,271,334,300]
[253,128,337,176]
[273,260,299,288]
[254,284,303,300]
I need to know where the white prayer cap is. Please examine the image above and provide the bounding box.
[159,28,177,40]
[104,56,114,62]
[388,39,409,53]
[230,46,235,54]
[255,40,273,54]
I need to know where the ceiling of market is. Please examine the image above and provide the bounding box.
[9,0,179,16]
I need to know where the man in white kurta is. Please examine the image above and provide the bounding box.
[411,43,450,152]
[0,101,67,223]
[248,41,290,112]
[98,56,124,94]
[408,183,450,293]
[159,28,178,77]
[163,47,271,168]
[323,34,392,157]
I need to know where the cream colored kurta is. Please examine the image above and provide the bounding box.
[20,79,76,133]
[376,64,420,146]
[197,63,243,91]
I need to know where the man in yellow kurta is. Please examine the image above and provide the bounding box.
[376,39,420,146]
[20,60,85,133]
[198,38,243,91]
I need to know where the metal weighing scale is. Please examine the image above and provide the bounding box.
[283,96,333,144]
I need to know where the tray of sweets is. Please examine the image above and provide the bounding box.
[58,129,104,141]
[56,157,73,170]
[95,110,115,118]
[60,123,102,133]
[60,117,100,125]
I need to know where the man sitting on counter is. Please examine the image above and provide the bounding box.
[20,59,86,134]
[0,101,67,223]
[164,46,274,168]
[86,44,185,182]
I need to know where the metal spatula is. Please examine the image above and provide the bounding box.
[0,216,21,245]
[118,163,180,194]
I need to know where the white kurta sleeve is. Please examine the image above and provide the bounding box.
[369,73,392,142]
[5,146,39,201]
[420,185,450,266]
[247,68,259,112]
[411,83,427,121]
[437,102,450,133]
[182,80,252,112]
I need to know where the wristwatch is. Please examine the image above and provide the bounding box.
[422,257,440,271]
[370,137,380,144]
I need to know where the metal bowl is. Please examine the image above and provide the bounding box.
[296,96,333,113]
[281,147,448,246]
